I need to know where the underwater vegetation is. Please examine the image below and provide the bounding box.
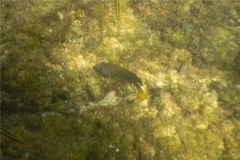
[0,128,32,147]
[1,0,240,160]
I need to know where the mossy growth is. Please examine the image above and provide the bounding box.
[1,0,240,159]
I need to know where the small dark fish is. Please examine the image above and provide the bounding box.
[1,128,32,147]
[94,62,146,100]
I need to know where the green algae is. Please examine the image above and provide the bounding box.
[1,0,240,159]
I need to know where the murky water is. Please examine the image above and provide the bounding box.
[1,0,240,159]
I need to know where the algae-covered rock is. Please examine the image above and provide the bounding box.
[1,0,240,159]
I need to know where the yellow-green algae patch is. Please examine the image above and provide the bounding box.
[1,0,240,160]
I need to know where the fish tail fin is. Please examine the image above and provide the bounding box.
[136,85,146,100]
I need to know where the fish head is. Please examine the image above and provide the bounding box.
[93,62,109,76]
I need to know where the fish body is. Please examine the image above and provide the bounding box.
[94,62,146,100]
